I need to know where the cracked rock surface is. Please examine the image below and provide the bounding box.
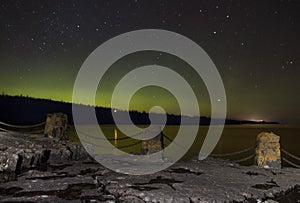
[0,132,299,202]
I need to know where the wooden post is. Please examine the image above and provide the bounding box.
[255,132,281,169]
[113,128,119,155]
[114,129,118,146]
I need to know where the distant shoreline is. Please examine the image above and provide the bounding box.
[0,94,282,125]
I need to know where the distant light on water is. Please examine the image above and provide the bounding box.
[250,119,265,122]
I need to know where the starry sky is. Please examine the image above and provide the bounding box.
[0,0,299,123]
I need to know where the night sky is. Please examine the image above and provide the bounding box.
[0,0,299,123]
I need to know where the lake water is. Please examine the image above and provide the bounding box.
[69,124,300,167]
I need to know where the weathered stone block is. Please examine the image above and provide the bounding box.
[255,132,281,169]
[141,126,164,155]
[44,113,68,140]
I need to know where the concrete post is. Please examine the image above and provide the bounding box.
[141,126,164,156]
[44,113,68,140]
[255,132,281,169]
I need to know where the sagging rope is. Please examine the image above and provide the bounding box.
[163,132,257,164]
[79,129,144,149]
[281,149,300,168]
[282,157,300,169]
[0,126,44,134]
[233,154,256,163]
[210,143,257,157]
[0,121,45,128]
[163,133,257,158]
[281,149,300,162]
[162,133,194,152]
[81,138,143,149]
[76,129,143,141]
[116,140,143,149]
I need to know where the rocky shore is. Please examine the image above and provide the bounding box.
[0,132,299,202]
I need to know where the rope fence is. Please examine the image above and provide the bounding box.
[233,154,256,163]
[0,120,45,135]
[1,120,299,168]
[162,132,257,163]
[210,143,257,157]
[0,121,45,128]
[0,128,45,134]
[91,131,300,169]
[116,140,143,149]
[281,157,300,169]
[281,149,300,162]
[76,129,143,141]
[281,149,300,168]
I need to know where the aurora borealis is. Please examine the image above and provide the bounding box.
[0,0,299,123]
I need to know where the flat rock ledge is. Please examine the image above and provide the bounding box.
[0,132,299,202]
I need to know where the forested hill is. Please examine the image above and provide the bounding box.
[0,95,278,125]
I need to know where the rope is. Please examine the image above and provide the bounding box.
[210,143,257,157]
[163,134,257,157]
[282,157,300,169]
[163,134,188,151]
[78,130,143,149]
[82,140,143,150]
[0,121,45,128]
[26,129,45,134]
[76,129,143,141]
[0,127,44,134]
[114,132,143,141]
[281,149,300,162]
[116,140,143,149]
[233,154,256,163]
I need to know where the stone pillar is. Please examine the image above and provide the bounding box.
[255,132,281,169]
[44,113,68,140]
[141,126,164,155]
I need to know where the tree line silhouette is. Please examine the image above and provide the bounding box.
[0,95,278,125]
